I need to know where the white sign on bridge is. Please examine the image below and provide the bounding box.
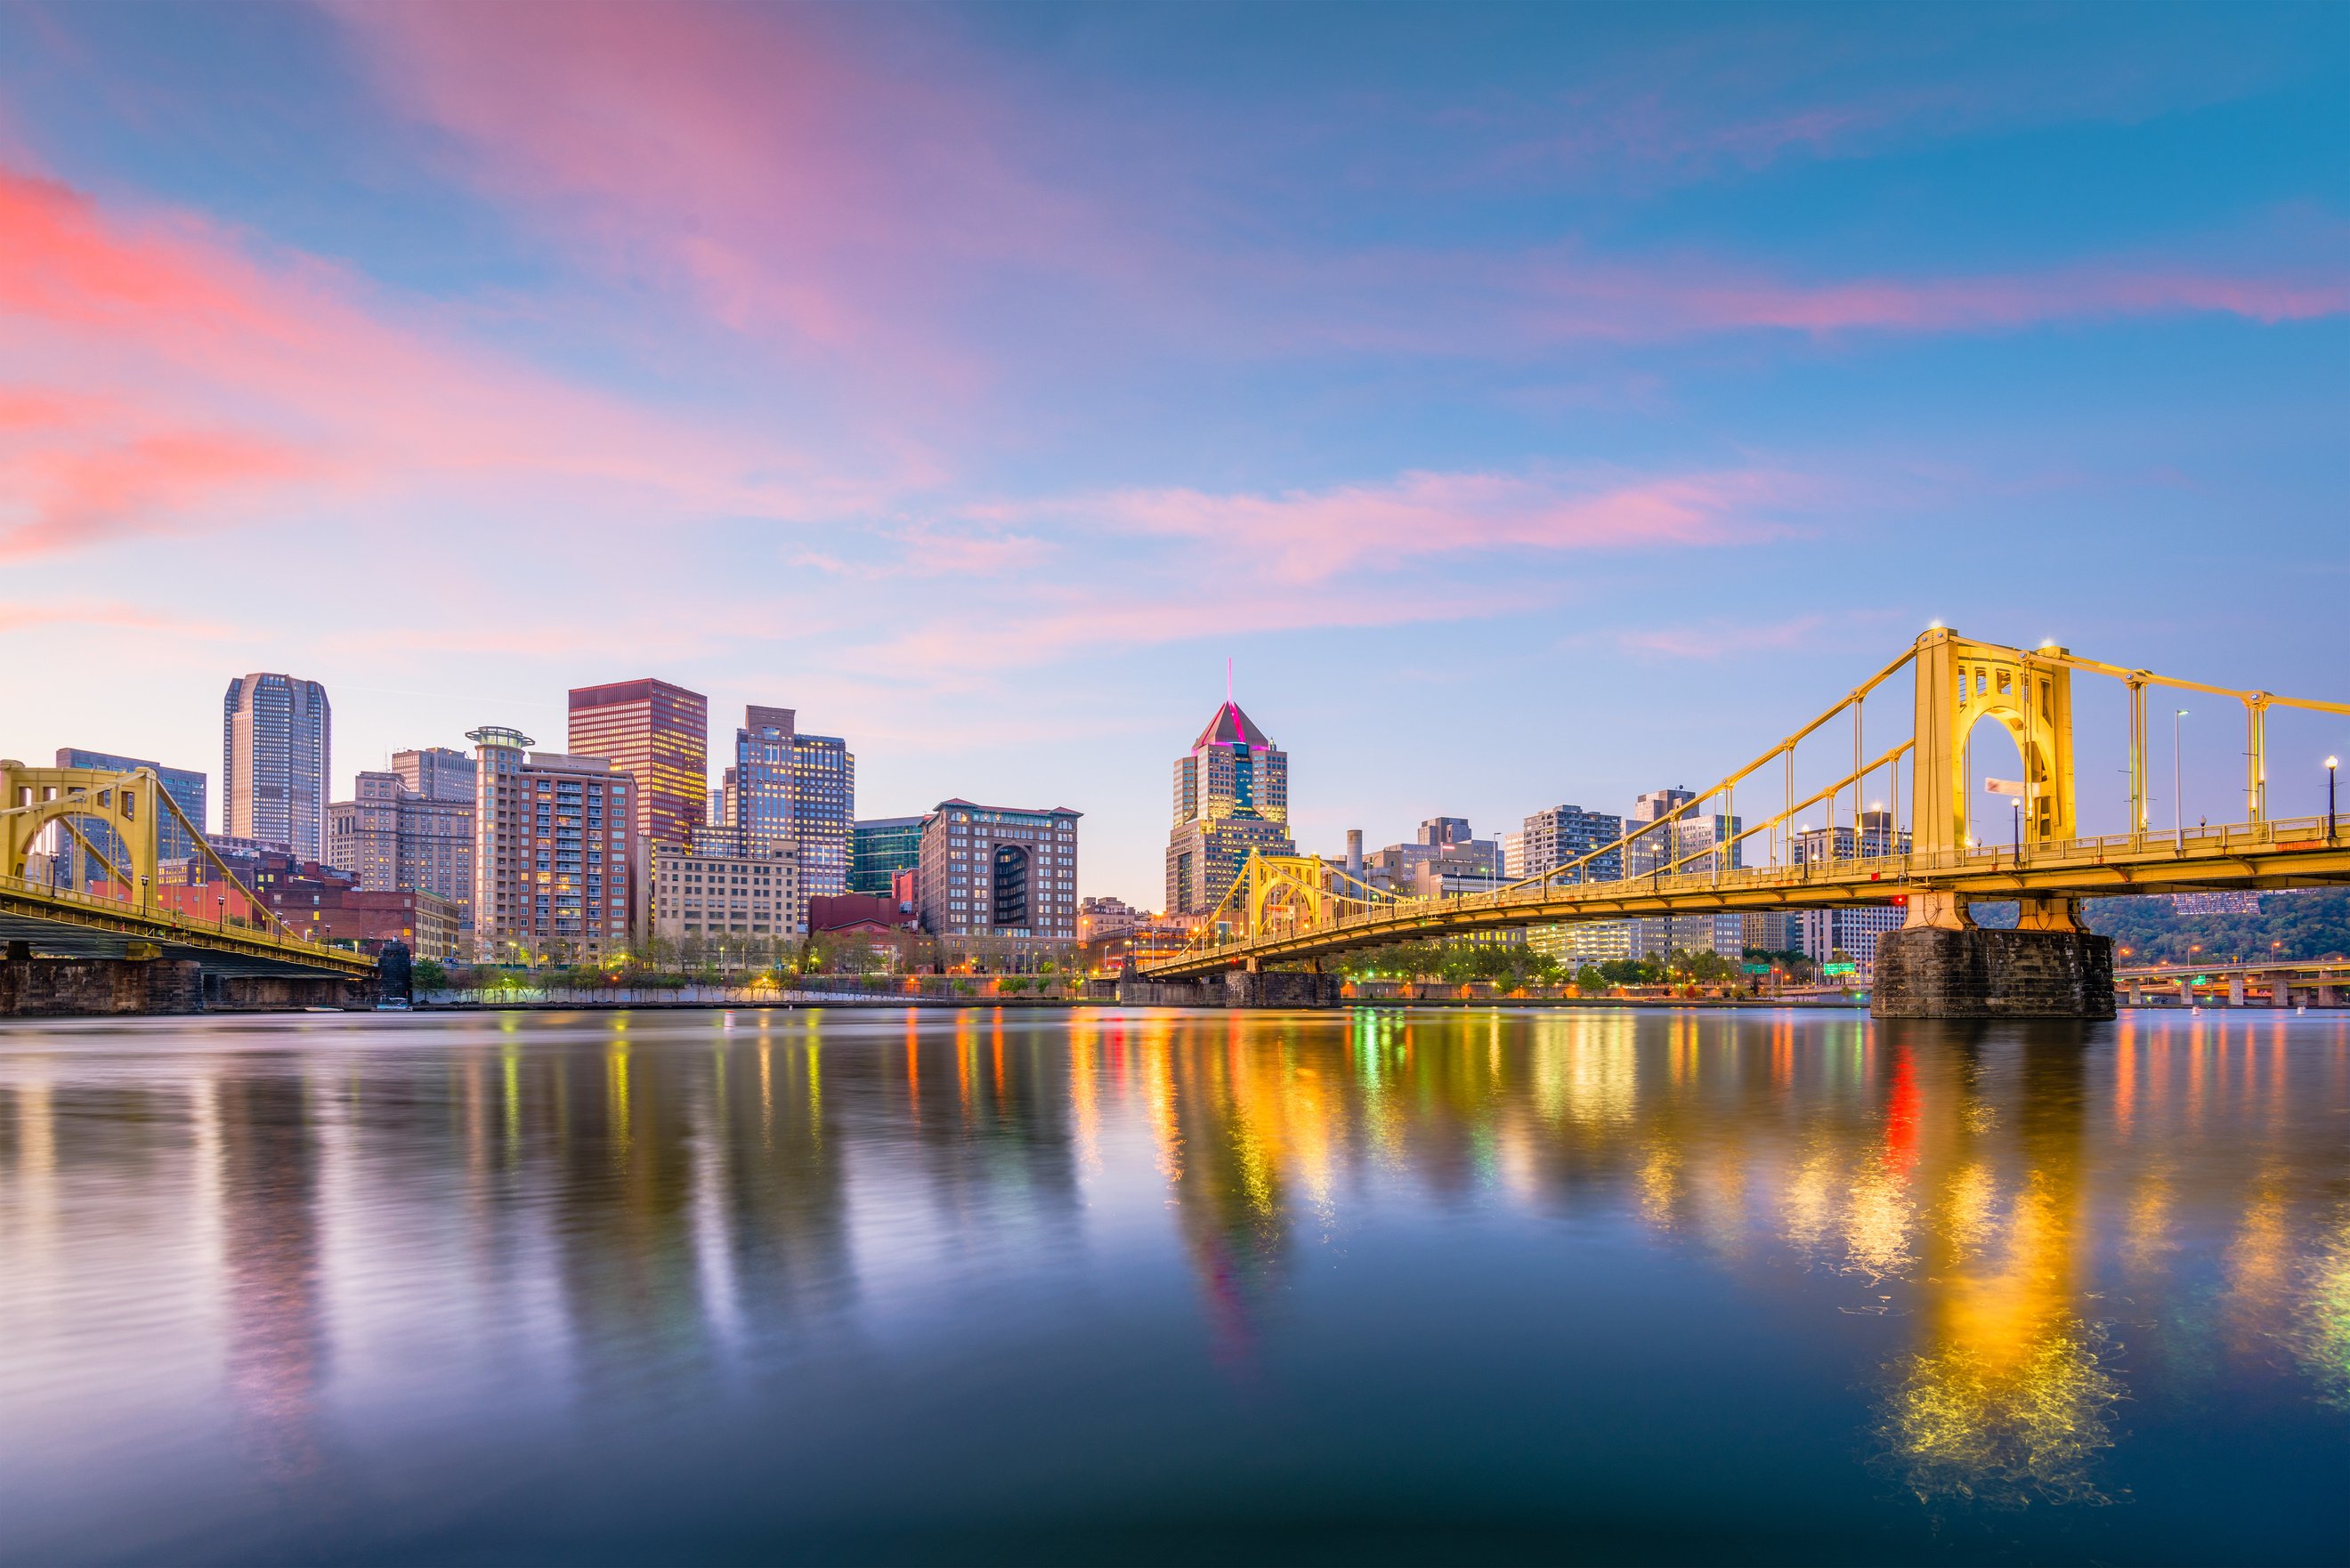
[1985,778,2029,797]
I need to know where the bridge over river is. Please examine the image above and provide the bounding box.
[3,761,375,1014]
[1130,627,2350,1018]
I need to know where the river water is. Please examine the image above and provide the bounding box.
[1,1006,2346,1565]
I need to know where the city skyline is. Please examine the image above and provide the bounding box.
[2,4,2345,905]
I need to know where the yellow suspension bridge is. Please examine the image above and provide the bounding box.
[1138,628,2350,1014]
[2,760,376,985]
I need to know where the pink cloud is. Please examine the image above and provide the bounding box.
[328,1,1124,388]
[0,164,879,561]
[1289,243,2350,355]
[0,597,232,638]
[1080,466,1806,584]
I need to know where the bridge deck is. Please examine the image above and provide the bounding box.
[0,877,378,978]
[1144,814,2350,980]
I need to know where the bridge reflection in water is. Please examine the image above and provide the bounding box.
[3,1007,2347,1562]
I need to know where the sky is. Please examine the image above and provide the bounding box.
[2,1,2346,903]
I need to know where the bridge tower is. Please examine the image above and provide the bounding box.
[1879,631,2111,1018]
[3,762,168,902]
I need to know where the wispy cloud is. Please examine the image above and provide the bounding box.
[0,164,894,560]
[0,597,234,638]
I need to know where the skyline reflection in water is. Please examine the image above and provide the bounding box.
[2,1006,2347,1564]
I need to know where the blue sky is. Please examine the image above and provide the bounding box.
[1,2,2344,901]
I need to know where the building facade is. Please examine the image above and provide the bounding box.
[53,748,207,869]
[1792,811,1909,867]
[920,801,1081,943]
[469,727,639,964]
[1519,804,1625,884]
[850,815,924,894]
[1799,906,1908,976]
[393,746,474,804]
[710,706,856,899]
[1531,921,1634,965]
[223,673,330,859]
[1166,699,1293,915]
[1631,913,1746,964]
[1625,788,1742,879]
[327,756,476,934]
[567,678,708,850]
[1740,910,1802,953]
[650,839,801,949]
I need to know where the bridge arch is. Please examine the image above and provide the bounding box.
[1911,632,2077,860]
[2,766,163,894]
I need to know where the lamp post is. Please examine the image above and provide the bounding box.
[2173,709,2189,851]
[2330,756,2339,844]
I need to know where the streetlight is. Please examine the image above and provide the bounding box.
[2329,756,2339,844]
[2173,709,2189,851]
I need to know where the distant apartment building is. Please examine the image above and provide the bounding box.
[1740,911,1802,953]
[567,678,708,850]
[1528,921,1634,965]
[850,815,924,894]
[394,746,474,804]
[650,839,801,948]
[1792,811,1909,867]
[2169,890,2262,916]
[223,673,330,859]
[1167,699,1292,915]
[1357,817,1503,895]
[469,727,639,964]
[326,748,476,934]
[1625,788,1741,880]
[327,775,400,889]
[1800,906,1907,976]
[920,801,1081,943]
[1077,894,1146,942]
[53,748,207,867]
[1632,914,1745,964]
[1518,804,1625,885]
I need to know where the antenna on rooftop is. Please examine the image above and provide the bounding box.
[1227,657,1233,705]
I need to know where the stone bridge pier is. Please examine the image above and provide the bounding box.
[1873,891,2114,1020]
[1117,968,1343,1008]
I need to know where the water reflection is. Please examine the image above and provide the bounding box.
[2,1006,2348,1563]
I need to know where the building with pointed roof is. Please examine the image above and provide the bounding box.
[1166,697,1294,916]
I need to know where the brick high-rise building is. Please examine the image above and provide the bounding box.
[223,673,330,859]
[566,678,707,850]
[1165,699,1293,915]
[468,726,639,964]
[919,801,1080,944]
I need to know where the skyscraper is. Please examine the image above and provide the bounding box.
[566,678,708,850]
[1165,698,1293,915]
[717,706,855,899]
[223,673,330,860]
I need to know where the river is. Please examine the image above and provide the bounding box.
[1,1006,2345,1564]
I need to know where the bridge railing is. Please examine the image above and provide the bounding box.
[0,869,367,961]
[1171,812,2343,961]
